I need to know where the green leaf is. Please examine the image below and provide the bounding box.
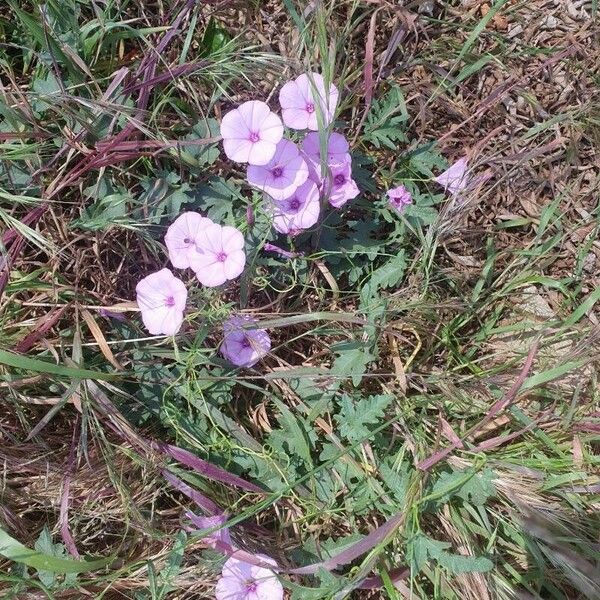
[331,342,375,387]
[380,462,410,504]
[181,119,220,168]
[0,527,111,573]
[430,468,496,507]
[73,193,130,231]
[335,394,394,442]
[436,551,494,574]
[409,534,493,574]
[0,350,117,381]
[364,85,408,150]
[32,72,62,113]
[198,18,231,56]
[269,398,314,467]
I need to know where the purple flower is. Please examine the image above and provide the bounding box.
[387,185,412,214]
[247,138,308,201]
[135,268,187,336]
[327,160,360,208]
[98,308,126,322]
[164,211,213,269]
[220,101,284,166]
[187,512,232,549]
[279,73,339,130]
[189,223,246,287]
[434,157,469,196]
[269,180,320,235]
[215,555,283,600]
[263,243,302,259]
[220,315,271,368]
[302,131,350,168]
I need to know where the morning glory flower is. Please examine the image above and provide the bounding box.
[220,315,271,368]
[164,211,213,269]
[190,223,246,287]
[220,101,284,166]
[135,268,187,336]
[434,157,469,196]
[279,73,339,130]
[387,185,412,214]
[247,138,308,201]
[327,160,360,208]
[269,180,320,235]
[187,512,232,549]
[215,555,283,600]
[302,131,350,168]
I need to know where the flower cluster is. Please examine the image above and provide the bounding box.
[220,72,360,236]
[134,68,471,371]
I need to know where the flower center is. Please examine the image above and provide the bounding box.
[216,251,228,262]
[271,166,283,178]
[289,198,300,210]
[249,131,260,142]
[334,173,345,186]
[305,102,315,113]
[245,579,258,592]
[183,237,191,245]
[241,336,252,349]
[165,295,175,307]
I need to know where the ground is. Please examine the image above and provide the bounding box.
[0,1,599,599]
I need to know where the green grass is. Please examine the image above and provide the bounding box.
[1,1,599,599]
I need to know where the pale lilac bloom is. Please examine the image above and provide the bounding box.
[220,101,284,166]
[215,555,283,600]
[434,157,469,196]
[279,73,339,130]
[164,212,213,269]
[269,180,320,235]
[387,185,413,214]
[187,512,232,549]
[190,223,246,287]
[220,315,271,368]
[302,131,350,168]
[98,308,126,322]
[247,139,308,201]
[135,268,187,336]
[263,243,302,259]
[327,161,360,208]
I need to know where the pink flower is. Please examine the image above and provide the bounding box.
[220,101,284,166]
[220,315,271,368]
[327,161,360,208]
[215,555,283,600]
[302,131,350,167]
[135,268,187,336]
[187,512,232,549]
[164,212,213,269]
[247,139,308,201]
[279,73,339,130]
[263,243,302,259]
[387,185,412,214]
[189,223,246,287]
[434,157,469,196]
[269,180,320,235]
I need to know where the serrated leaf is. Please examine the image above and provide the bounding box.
[364,85,409,150]
[380,462,410,504]
[437,551,494,574]
[335,394,393,441]
[410,534,492,574]
[268,397,314,467]
[430,468,496,507]
[331,342,375,387]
